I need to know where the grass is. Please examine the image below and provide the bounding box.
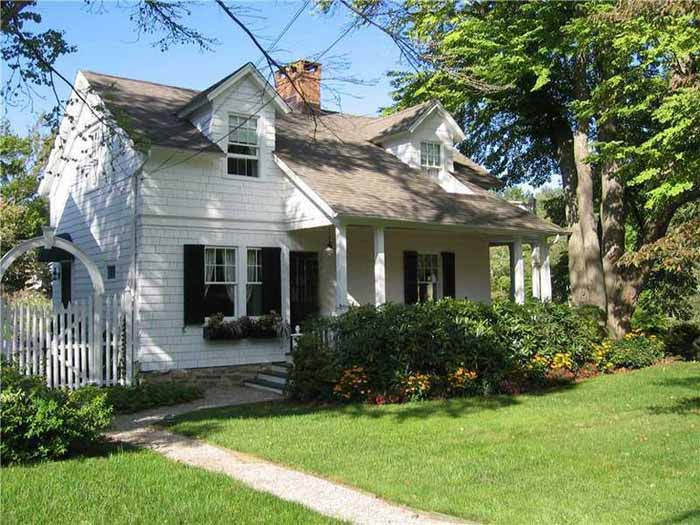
[170,361,700,524]
[1,444,343,525]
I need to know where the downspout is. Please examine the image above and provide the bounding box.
[129,153,149,384]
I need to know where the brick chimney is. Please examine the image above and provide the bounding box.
[274,60,321,113]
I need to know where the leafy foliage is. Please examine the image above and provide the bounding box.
[0,121,51,292]
[0,361,112,465]
[71,382,204,415]
[203,312,285,340]
[593,332,665,371]
[664,322,700,361]
[289,300,605,402]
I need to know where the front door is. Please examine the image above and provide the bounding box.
[290,251,320,328]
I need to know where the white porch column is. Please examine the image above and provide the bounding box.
[281,244,290,323]
[237,245,248,317]
[335,224,348,313]
[540,239,552,302]
[512,238,525,305]
[373,226,386,305]
[531,243,541,300]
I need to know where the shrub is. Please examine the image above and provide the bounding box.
[333,367,370,401]
[287,322,338,401]
[72,382,205,414]
[594,331,665,371]
[446,367,479,396]
[664,323,700,361]
[0,361,112,465]
[289,299,605,401]
[398,372,434,401]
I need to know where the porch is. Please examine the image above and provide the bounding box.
[282,222,553,326]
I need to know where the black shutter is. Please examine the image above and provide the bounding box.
[60,262,72,307]
[261,247,282,315]
[441,252,456,299]
[403,251,418,305]
[183,245,205,325]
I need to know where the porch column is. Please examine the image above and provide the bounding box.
[512,238,525,305]
[335,224,348,313]
[373,226,386,305]
[281,244,290,324]
[531,243,541,300]
[540,239,552,302]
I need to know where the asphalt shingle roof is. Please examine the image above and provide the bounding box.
[82,70,563,235]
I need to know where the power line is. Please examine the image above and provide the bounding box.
[254,0,310,68]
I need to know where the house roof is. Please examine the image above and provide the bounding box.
[80,70,563,235]
[451,151,504,190]
[275,113,563,234]
[81,71,221,153]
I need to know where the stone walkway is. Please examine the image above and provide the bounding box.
[107,387,470,525]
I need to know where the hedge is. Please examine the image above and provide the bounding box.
[288,299,606,401]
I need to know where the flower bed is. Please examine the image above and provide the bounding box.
[288,299,677,403]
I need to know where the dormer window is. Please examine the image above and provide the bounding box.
[227,114,259,177]
[420,142,441,170]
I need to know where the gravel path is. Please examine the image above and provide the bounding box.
[106,386,471,525]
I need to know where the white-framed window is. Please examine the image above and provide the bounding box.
[227,114,259,177]
[247,248,264,316]
[420,142,441,169]
[417,253,439,302]
[106,264,116,280]
[204,246,237,316]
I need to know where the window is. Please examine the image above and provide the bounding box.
[417,254,439,302]
[227,114,258,177]
[247,248,264,316]
[204,247,237,316]
[106,264,116,280]
[420,142,441,169]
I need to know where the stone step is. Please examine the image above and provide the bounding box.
[243,378,285,396]
[257,372,287,385]
[268,362,291,375]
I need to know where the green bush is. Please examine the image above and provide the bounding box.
[289,299,605,402]
[594,332,665,371]
[664,323,700,360]
[72,382,205,414]
[0,361,112,465]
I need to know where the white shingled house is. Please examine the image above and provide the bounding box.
[39,60,563,387]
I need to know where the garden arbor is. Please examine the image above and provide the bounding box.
[0,226,131,386]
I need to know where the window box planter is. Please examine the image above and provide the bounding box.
[203,313,284,341]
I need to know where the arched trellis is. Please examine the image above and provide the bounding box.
[0,226,104,295]
[0,226,121,386]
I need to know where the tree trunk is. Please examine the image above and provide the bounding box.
[553,123,587,304]
[600,153,632,336]
[571,122,607,312]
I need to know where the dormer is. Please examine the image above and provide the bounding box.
[177,63,290,179]
[367,100,475,194]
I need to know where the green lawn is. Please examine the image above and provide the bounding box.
[171,361,700,525]
[1,445,342,525]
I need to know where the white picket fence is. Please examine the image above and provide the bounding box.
[0,293,133,388]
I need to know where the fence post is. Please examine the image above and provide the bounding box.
[123,291,133,386]
[92,291,103,385]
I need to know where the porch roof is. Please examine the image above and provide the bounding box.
[276,113,564,236]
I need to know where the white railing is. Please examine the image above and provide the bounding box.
[0,292,133,388]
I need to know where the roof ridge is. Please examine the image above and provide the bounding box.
[367,99,435,124]
[81,70,200,94]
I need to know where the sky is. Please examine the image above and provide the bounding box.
[2,0,405,133]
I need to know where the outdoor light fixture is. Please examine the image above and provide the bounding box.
[324,225,334,255]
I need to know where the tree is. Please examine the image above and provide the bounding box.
[0,121,51,292]
[338,0,699,336]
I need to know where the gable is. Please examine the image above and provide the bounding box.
[177,63,289,119]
